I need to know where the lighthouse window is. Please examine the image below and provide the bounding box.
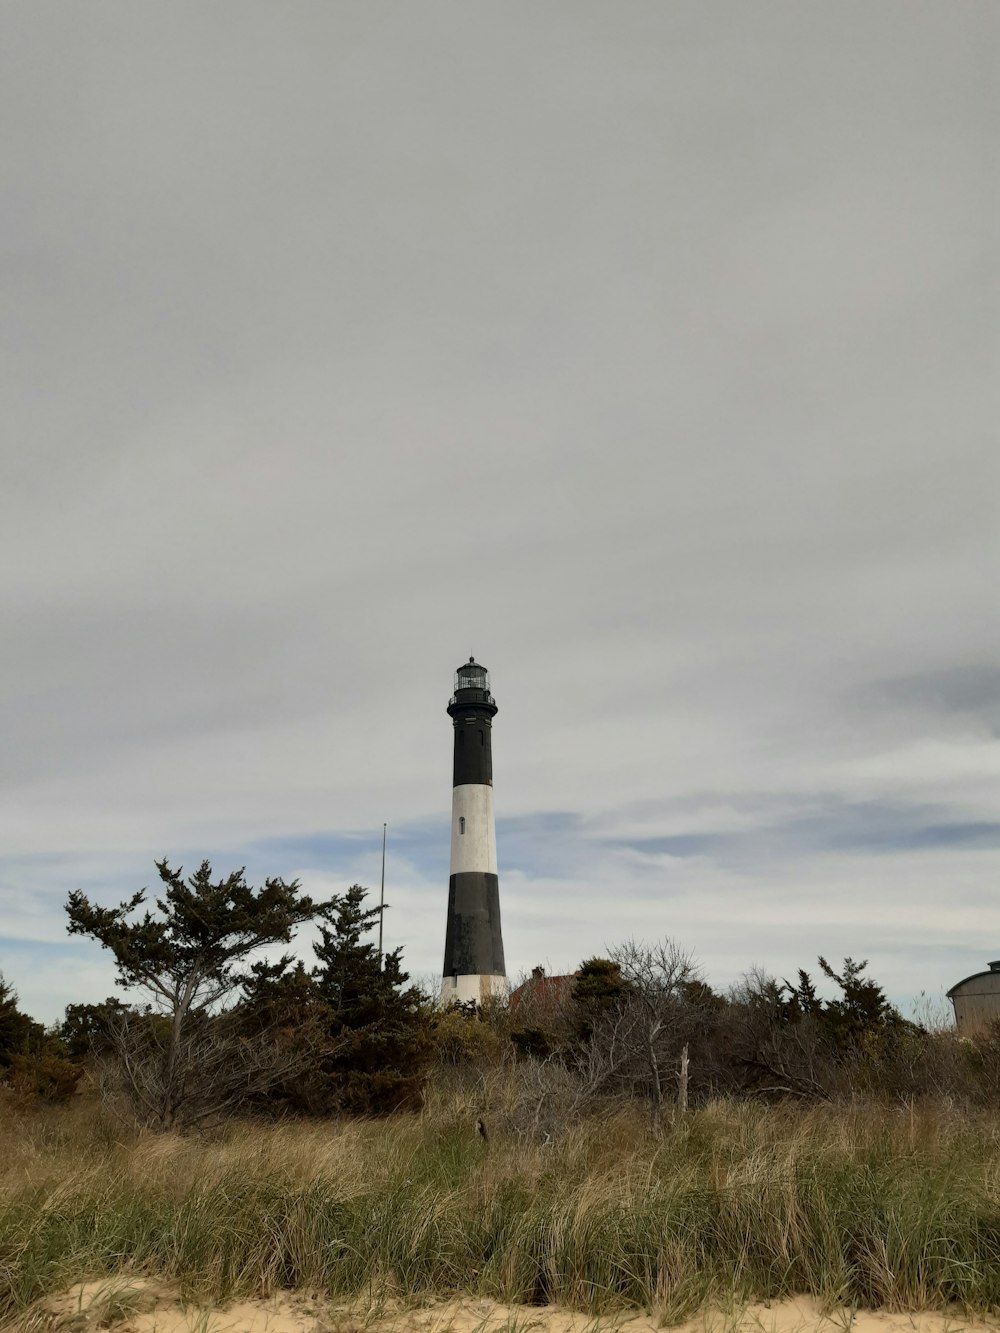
[459,817,466,835]
[479,730,484,746]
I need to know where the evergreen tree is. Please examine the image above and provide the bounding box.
[571,957,631,1043]
[66,859,332,1128]
[241,959,325,1036]
[236,960,332,1114]
[59,996,136,1058]
[0,974,80,1102]
[572,957,629,1004]
[312,885,433,1114]
[817,956,902,1048]
[782,968,823,1020]
[0,974,42,1067]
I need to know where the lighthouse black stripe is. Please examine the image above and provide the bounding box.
[452,720,493,786]
[442,873,506,977]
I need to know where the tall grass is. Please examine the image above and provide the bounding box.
[4,1091,1000,1325]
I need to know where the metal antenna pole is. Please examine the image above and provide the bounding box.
[378,822,387,968]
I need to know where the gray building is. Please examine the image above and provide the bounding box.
[948,961,1000,1035]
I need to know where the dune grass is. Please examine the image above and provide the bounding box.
[3,1091,1000,1326]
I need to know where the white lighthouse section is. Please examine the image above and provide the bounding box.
[441,969,507,1005]
[449,784,498,876]
[442,782,506,1002]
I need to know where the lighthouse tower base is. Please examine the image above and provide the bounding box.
[440,866,508,1005]
[440,973,509,1005]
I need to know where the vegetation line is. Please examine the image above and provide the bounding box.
[5,1096,1000,1324]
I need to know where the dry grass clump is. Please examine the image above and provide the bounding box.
[4,1091,1000,1328]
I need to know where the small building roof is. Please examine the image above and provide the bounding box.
[509,966,578,1010]
[947,961,1000,997]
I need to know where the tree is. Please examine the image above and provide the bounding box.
[570,957,630,1043]
[312,884,434,1113]
[0,974,81,1103]
[608,938,706,1131]
[729,958,909,1101]
[65,859,332,1129]
[816,956,901,1048]
[781,969,823,1020]
[0,974,39,1067]
[235,960,333,1115]
[568,942,711,1132]
[59,996,136,1059]
[729,966,833,1100]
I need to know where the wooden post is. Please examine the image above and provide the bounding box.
[678,1043,689,1114]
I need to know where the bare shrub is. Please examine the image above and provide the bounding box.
[96,1007,330,1130]
[578,938,718,1130]
[724,966,837,1100]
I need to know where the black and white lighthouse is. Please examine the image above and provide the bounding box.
[441,657,507,1004]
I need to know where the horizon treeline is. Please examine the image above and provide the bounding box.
[2,858,997,1130]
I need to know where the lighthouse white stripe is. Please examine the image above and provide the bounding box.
[441,973,509,1004]
[449,783,497,876]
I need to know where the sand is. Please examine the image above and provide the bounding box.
[30,1281,997,1333]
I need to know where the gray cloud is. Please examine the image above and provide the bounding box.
[616,801,1000,861]
[863,666,1000,731]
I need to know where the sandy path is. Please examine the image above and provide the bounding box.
[36,1281,994,1333]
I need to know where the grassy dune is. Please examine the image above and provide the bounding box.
[4,1091,1000,1325]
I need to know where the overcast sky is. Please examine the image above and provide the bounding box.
[2,3,998,1025]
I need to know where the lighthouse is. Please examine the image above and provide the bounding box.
[441,657,507,1004]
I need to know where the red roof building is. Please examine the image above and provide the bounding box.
[509,965,578,1013]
